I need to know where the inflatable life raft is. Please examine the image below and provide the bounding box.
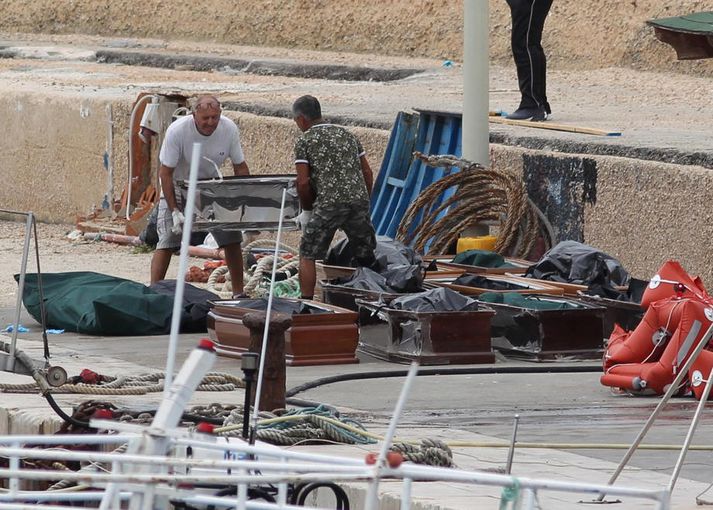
[601,261,713,398]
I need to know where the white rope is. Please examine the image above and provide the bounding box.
[205,239,300,299]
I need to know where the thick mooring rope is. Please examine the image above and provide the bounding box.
[206,239,300,299]
[0,372,243,394]
[219,404,375,446]
[391,438,454,467]
[396,153,552,258]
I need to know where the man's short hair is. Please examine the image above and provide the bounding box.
[292,95,321,121]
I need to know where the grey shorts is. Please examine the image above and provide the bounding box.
[156,197,243,250]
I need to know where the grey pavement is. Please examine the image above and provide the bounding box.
[2,305,713,508]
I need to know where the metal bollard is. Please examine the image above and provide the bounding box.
[242,311,292,412]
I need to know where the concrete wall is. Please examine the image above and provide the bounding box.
[491,145,713,283]
[0,95,389,225]
[0,92,114,223]
[5,91,713,284]
[226,111,389,177]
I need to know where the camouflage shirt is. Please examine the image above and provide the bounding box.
[294,124,369,208]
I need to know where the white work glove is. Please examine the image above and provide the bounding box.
[171,209,185,235]
[295,210,313,230]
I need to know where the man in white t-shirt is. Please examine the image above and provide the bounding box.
[150,95,250,296]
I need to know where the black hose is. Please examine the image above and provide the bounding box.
[0,340,90,429]
[44,392,90,429]
[293,482,350,509]
[286,364,602,398]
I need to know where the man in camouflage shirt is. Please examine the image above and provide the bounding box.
[292,95,377,299]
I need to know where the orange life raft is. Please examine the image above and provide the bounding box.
[600,261,713,398]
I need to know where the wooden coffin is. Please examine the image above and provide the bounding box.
[356,299,496,365]
[316,261,465,281]
[423,274,564,297]
[422,255,531,275]
[482,296,606,360]
[576,292,644,340]
[207,299,359,366]
[319,279,405,312]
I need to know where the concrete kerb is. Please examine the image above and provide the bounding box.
[94,49,425,82]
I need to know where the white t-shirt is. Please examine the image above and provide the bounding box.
[159,114,245,182]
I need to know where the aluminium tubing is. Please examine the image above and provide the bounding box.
[0,340,89,429]
[286,364,603,398]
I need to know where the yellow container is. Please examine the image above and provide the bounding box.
[456,235,498,254]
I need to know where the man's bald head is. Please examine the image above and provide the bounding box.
[192,95,222,136]
[193,95,222,112]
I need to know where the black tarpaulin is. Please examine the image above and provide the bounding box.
[337,264,424,293]
[326,236,421,269]
[525,241,630,288]
[389,287,479,312]
[452,250,515,268]
[149,280,220,332]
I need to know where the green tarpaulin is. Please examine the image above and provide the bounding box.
[15,271,175,336]
[648,12,713,34]
[478,292,583,311]
[452,249,516,268]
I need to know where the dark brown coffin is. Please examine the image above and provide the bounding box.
[207,299,359,366]
[576,292,644,340]
[483,297,606,360]
[320,279,405,312]
[356,299,496,365]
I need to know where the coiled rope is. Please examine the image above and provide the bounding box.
[390,438,454,467]
[0,372,243,395]
[218,404,375,446]
[396,153,553,258]
[206,239,300,299]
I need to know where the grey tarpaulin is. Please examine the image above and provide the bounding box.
[326,236,422,269]
[337,265,424,293]
[525,240,630,288]
[389,287,479,313]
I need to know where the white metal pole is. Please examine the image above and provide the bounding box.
[667,367,713,493]
[250,188,288,434]
[365,362,419,510]
[463,0,490,167]
[8,213,33,371]
[163,142,202,396]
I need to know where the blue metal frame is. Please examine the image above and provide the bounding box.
[370,110,465,250]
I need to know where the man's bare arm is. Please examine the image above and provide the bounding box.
[159,164,179,210]
[360,156,374,197]
[295,162,315,210]
[233,161,250,176]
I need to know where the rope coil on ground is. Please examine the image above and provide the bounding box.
[396,152,552,257]
[206,239,300,299]
[391,438,454,467]
[219,405,375,446]
[0,372,243,394]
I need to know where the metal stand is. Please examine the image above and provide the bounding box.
[506,414,520,474]
[597,322,713,502]
[0,209,65,386]
[240,353,258,440]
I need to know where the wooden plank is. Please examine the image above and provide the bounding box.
[489,115,621,137]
